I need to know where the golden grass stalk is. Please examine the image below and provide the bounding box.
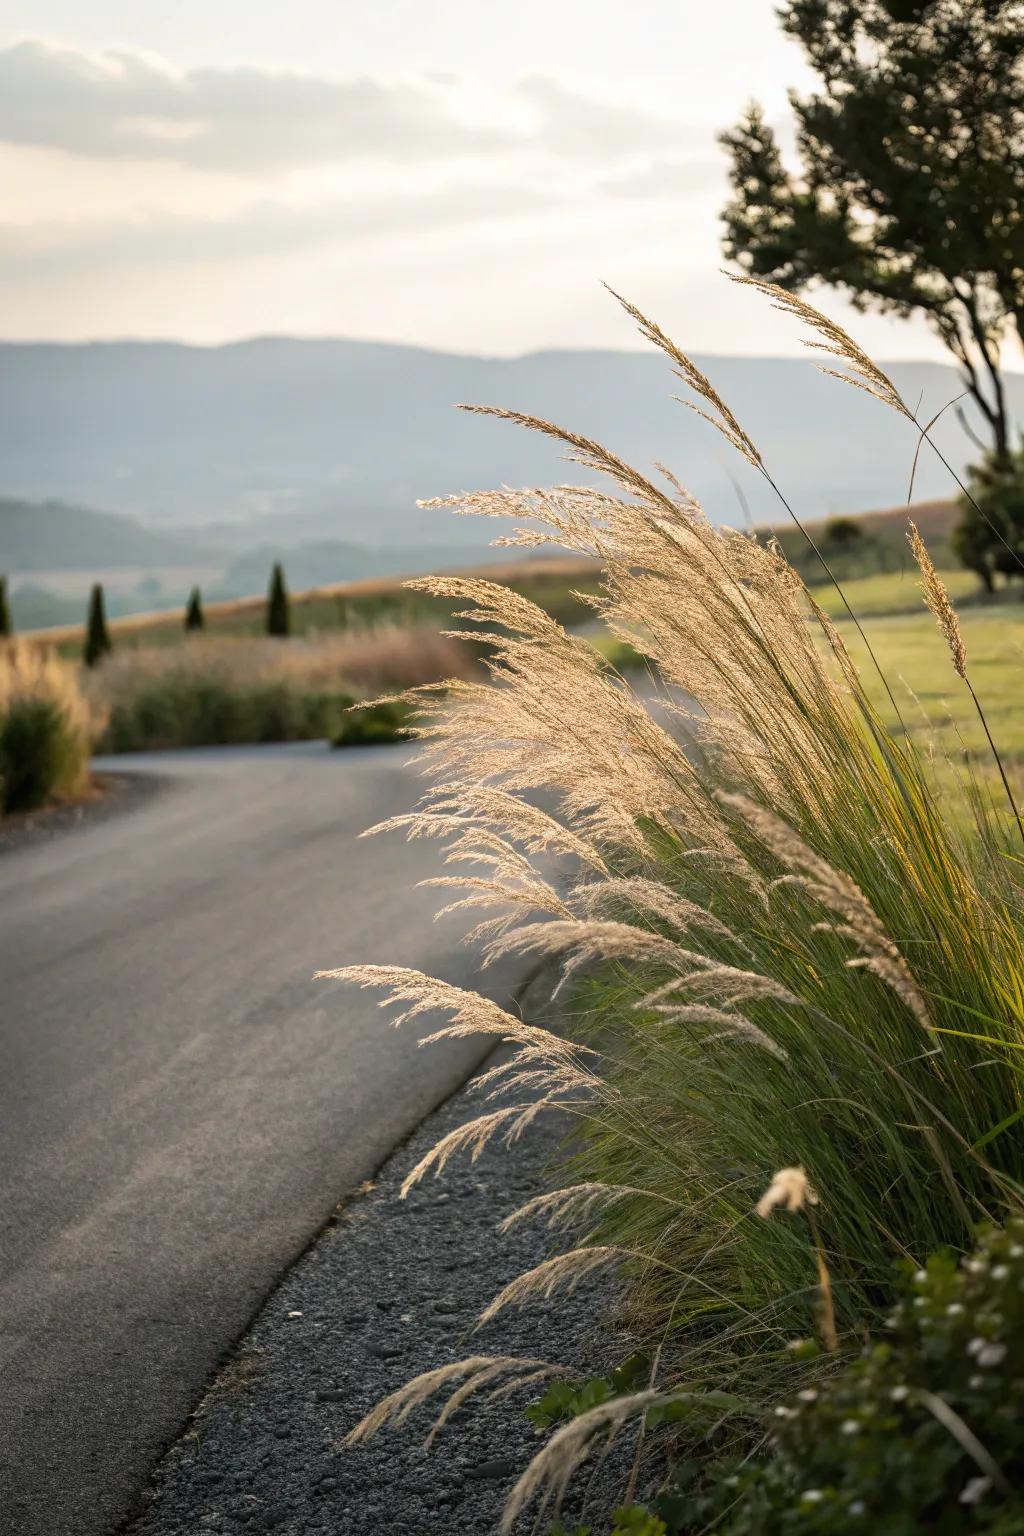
[908,522,967,680]
[344,1355,569,1449]
[728,273,912,420]
[332,282,1024,1525]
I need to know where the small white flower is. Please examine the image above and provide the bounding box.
[774,1405,797,1419]
[991,1265,1009,1281]
[840,1419,860,1435]
[965,1259,986,1274]
[959,1476,992,1506]
[914,1269,928,1283]
[946,1303,965,1316]
[977,1342,1006,1368]
[890,1385,909,1402]
[848,1501,866,1517]
[801,1489,825,1504]
[967,1336,985,1357]
[797,1388,819,1402]
[1009,1244,1023,1259]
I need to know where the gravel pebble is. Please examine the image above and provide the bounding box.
[123,1054,642,1535]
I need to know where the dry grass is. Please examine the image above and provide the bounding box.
[88,625,476,752]
[92,625,474,699]
[329,285,1024,1527]
[0,639,96,811]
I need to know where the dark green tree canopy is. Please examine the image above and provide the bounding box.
[953,444,1024,589]
[266,563,290,638]
[0,574,11,639]
[721,0,1024,455]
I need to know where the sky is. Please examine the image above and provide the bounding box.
[0,1,952,358]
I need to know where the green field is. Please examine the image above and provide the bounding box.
[807,564,984,619]
[833,597,1024,796]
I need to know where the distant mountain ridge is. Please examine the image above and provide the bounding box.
[0,337,1019,543]
[0,497,202,572]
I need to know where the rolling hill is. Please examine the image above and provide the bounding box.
[0,498,204,572]
[0,339,1018,546]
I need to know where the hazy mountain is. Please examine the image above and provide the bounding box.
[0,338,1018,544]
[0,497,206,571]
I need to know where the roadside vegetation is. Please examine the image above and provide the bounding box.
[0,557,603,781]
[331,284,1024,1532]
[0,638,94,813]
[90,628,469,753]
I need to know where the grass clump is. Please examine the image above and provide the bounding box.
[0,639,93,813]
[90,627,471,752]
[327,286,1024,1529]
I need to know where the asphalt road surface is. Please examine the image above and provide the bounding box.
[0,742,525,1536]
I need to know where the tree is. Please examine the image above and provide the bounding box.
[822,515,863,552]
[721,0,1024,460]
[83,583,112,668]
[266,563,290,637]
[0,575,12,638]
[184,586,205,631]
[952,446,1024,592]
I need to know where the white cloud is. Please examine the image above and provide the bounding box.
[0,40,516,169]
[0,39,690,173]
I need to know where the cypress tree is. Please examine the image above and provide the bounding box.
[83,582,112,668]
[266,563,291,637]
[185,586,205,631]
[0,575,12,638]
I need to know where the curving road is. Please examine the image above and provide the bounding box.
[0,742,523,1536]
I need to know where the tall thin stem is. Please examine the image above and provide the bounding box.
[760,470,906,728]
[964,676,1024,852]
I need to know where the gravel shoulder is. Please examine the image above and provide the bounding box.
[122,1048,638,1536]
[0,769,168,855]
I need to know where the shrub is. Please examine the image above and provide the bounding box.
[0,640,92,812]
[333,699,413,747]
[332,287,1024,1529]
[683,1219,1024,1533]
[83,582,112,668]
[266,563,290,637]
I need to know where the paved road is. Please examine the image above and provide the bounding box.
[0,742,522,1536]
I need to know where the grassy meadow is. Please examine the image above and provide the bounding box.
[837,601,1024,786]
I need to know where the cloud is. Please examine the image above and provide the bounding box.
[0,40,690,174]
[0,39,516,170]
[601,155,724,199]
[519,77,686,157]
[0,181,560,274]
